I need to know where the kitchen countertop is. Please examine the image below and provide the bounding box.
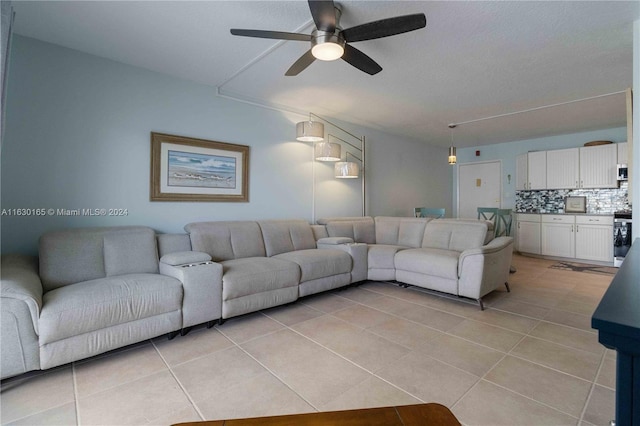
[516,211,614,216]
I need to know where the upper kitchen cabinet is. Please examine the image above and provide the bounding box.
[527,151,547,190]
[618,142,628,164]
[547,148,579,189]
[579,143,617,188]
[516,154,528,190]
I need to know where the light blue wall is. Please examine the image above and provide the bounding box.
[1,36,450,254]
[452,127,628,216]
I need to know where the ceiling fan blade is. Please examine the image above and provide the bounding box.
[308,0,336,32]
[342,44,382,75]
[230,29,311,42]
[285,50,316,76]
[341,13,426,43]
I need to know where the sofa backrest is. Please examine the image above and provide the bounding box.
[258,219,317,257]
[375,216,430,247]
[185,221,266,261]
[422,220,487,252]
[156,233,192,258]
[39,226,159,292]
[317,217,376,244]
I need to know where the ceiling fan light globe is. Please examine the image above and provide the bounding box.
[312,42,344,61]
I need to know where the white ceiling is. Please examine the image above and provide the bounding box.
[11,1,640,148]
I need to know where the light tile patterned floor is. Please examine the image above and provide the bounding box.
[1,254,616,426]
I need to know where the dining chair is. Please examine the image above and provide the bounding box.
[477,207,498,223]
[416,207,445,218]
[494,209,513,237]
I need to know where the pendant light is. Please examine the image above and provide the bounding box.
[448,124,457,165]
[296,114,324,142]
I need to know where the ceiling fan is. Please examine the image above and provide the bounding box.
[230,0,426,76]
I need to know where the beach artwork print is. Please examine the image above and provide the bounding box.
[151,132,249,202]
[168,150,236,189]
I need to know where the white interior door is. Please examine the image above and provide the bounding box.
[458,161,501,219]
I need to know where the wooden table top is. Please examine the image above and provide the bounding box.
[173,403,461,426]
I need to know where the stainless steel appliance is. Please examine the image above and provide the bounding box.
[617,164,628,181]
[614,210,632,267]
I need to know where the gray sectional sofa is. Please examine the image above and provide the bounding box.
[315,216,513,309]
[0,216,513,380]
[1,226,221,380]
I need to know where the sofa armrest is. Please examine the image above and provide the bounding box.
[317,237,355,245]
[457,237,514,300]
[1,254,43,379]
[160,251,211,266]
[317,241,368,283]
[159,258,222,328]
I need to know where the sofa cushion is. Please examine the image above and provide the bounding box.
[273,249,352,282]
[318,217,376,244]
[395,248,461,280]
[220,257,300,301]
[185,221,266,261]
[374,217,430,247]
[39,273,183,344]
[422,221,487,252]
[39,226,157,292]
[368,244,408,270]
[103,229,159,277]
[258,220,317,257]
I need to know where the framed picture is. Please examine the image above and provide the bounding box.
[564,196,586,213]
[150,132,249,202]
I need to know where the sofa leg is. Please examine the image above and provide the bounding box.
[505,282,511,292]
[168,331,180,340]
[207,320,216,329]
[477,298,485,311]
[180,326,193,337]
[218,318,225,326]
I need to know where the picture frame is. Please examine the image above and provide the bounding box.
[564,196,587,213]
[150,132,249,202]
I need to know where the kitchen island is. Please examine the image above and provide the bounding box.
[592,238,640,426]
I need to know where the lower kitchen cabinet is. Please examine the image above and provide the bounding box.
[575,216,614,262]
[516,214,541,254]
[541,215,575,258]
[518,214,613,264]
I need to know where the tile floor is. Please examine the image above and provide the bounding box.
[1,254,616,426]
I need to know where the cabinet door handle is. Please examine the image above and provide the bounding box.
[575,181,578,188]
[580,180,583,188]
[572,225,574,232]
[576,225,579,232]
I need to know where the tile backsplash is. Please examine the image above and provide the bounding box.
[516,183,629,214]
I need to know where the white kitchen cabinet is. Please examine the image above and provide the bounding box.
[546,148,579,189]
[579,144,617,188]
[575,216,613,262]
[516,214,541,254]
[516,153,528,190]
[527,151,547,190]
[618,142,628,164]
[541,215,575,258]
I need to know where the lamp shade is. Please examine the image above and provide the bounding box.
[296,121,324,142]
[315,142,341,161]
[335,161,359,178]
[448,146,457,165]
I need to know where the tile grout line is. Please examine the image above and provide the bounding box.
[258,305,438,402]
[0,367,79,425]
[214,317,322,413]
[150,339,206,422]
[578,349,610,425]
[451,331,583,422]
[71,362,81,426]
